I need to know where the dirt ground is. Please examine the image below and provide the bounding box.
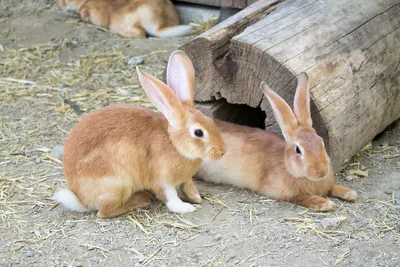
[0,1,399,266]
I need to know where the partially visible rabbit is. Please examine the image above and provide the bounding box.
[52,50,226,218]
[57,0,83,12]
[57,0,193,38]
[196,73,357,211]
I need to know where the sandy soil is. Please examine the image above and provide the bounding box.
[0,1,399,266]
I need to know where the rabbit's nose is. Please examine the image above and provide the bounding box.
[209,147,225,160]
[220,145,226,156]
[215,149,224,158]
[316,167,328,178]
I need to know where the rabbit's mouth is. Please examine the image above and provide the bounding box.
[207,148,225,161]
[307,175,328,182]
[306,169,330,181]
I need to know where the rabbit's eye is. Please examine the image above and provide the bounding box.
[296,146,302,155]
[194,129,204,137]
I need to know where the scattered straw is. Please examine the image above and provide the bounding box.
[190,17,218,36]
[347,169,368,178]
[334,250,350,266]
[384,153,400,159]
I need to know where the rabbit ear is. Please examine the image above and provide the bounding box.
[166,50,195,108]
[293,72,312,127]
[136,67,185,127]
[262,82,298,141]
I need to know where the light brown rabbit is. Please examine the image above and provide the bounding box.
[58,0,86,12]
[51,50,226,218]
[196,73,357,211]
[57,0,193,38]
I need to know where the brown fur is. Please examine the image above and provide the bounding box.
[55,51,226,218]
[57,0,191,38]
[196,73,357,212]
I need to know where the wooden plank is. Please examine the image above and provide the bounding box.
[173,0,258,8]
[172,0,221,7]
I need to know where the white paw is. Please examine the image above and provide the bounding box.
[319,199,337,211]
[343,190,358,201]
[167,200,196,213]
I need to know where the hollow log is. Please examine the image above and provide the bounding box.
[176,0,400,171]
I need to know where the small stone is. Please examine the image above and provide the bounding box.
[213,234,222,241]
[253,209,261,215]
[42,228,50,235]
[345,175,354,181]
[320,217,346,229]
[26,251,33,257]
[396,199,400,205]
[97,221,112,226]
[376,155,385,161]
[35,157,42,164]
[91,258,99,263]
[384,190,393,195]
[279,218,285,223]
[5,264,12,267]
[379,171,384,175]
[50,145,63,160]
[233,260,240,264]
[56,83,67,88]
[360,165,368,171]
[127,56,144,66]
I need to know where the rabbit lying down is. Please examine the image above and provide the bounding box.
[196,73,358,212]
[58,0,193,38]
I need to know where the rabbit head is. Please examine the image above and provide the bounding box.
[262,72,331,181]
[136,50,226,161]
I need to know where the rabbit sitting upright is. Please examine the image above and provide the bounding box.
[52,51,226,218]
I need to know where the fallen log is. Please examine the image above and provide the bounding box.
[175,0,400,170]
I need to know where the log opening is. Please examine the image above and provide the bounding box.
[196,99,266,129]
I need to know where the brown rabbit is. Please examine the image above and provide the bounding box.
[51,51,226,218]
[196,73,357,211]
[58,0,86,12]
[57,0,193,38]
